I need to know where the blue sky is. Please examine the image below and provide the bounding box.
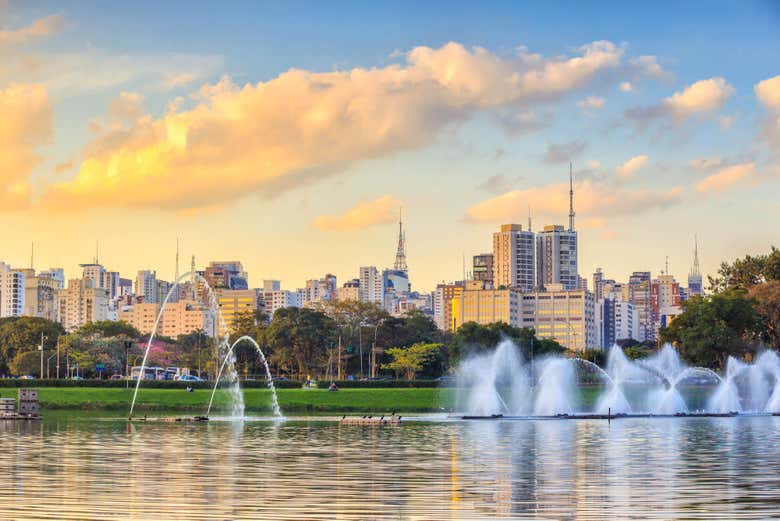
[1,1,779,290]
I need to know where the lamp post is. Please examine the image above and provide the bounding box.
[39,333,47,379]
[46,353,57,379]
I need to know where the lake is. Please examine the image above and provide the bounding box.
[2,414,780,520]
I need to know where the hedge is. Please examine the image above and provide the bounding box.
[0,378,447,389]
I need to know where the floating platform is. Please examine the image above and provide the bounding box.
[340,415,401,426]
[456,411,777,421]
[0,414,42,421]
[128,416,209,423]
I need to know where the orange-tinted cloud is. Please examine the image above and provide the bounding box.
[755,75,780,152]
[465,179,682,224]
[39,41,632,212]
[0,14,66,45]
[0,83,52,209]
[626,77,733,128]
[695,162,754,194]
[313,195,402,231]
[615,155,649,180]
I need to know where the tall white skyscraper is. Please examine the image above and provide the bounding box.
[492,224,535,291]
[135,270,158,304]
[0,262,26,318]
[359,266,384,305]
[536,225,578,290]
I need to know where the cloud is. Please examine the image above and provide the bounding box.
[0,83,52,209]
[755,75,780,152]
[4,49,223,98]
[695,162,755,194]
[313,195,402,231]
[476,174,524,195]
[688,156,723,170]
[464,179,683,224]
[577,96,605,111]
[54,160,74,174]
[106,92,145,124]
[0,14,67,46]
[625,77,734,129]
[615,155,649,180]
[543,140,587,164]
[497,108,552,135]
[620,82,633,92]
[38,41,633,212]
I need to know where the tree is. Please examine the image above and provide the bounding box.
[0,317,65,374]
[264,307,337,377]
[176,330,215,377]
[9,350,41,377]
[749,280,780,349]
[382,342,444,380]
[76,320,140,339]
[660,290,763,370]
[709,247,780,291]
[448,322,565,365]
[377,309,440,349]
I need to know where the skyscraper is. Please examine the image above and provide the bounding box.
[359,266,384,305]
[688,235,703,297]
[472,253,494,286]
[492,224,535,291]
[536,225,578,290]
[628,271,653,341]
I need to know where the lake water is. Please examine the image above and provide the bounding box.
[2,414,780,520]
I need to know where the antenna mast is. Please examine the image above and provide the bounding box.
[568,162,575,232]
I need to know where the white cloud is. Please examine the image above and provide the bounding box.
[695,162,755,194]
[313,195,402,231]
[577,96,605,110]
[38,41,637,212]
[544,140,588,164]
[620,81,633,92]
[688,156,723,170]
[0,14,66,46]
[464,179,683,224]
[626,77,734,129]
[755,75,780,152]
[615,155,649,180]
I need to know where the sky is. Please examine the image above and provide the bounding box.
[1,0,779,291]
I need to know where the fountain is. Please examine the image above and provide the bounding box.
[453,340,780,419]
[207,335,283,418]
[128,271,243,419]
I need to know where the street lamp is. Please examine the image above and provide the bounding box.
[38,333,47,379]
[46,353,57,379]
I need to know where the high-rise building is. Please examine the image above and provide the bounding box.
[433,281,464,331]
[596,296,639,349]
[519,284,596,352]
[81,263,105,289]
[302,273,338,305]
[263,280,281,292]
[652,274,682,333]
[215,288,259,334]
[204,261,248,290]
[688,235,703,297]
[472,253,494,286]
[451,280,521,330]
[336,279,360,302]
[101,271,121,300]
[359,266,384,305]
[628,271,653,341]
[135,270,158,304]
[536,225,578,290]
[492,224,535,291]
[56,278,109,331]
[382,268,410,313]
[21,268,61,321]
[0,262,26,318]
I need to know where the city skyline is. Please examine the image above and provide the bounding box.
[2,1,779,290]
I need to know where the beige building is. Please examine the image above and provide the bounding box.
[493,224,535,291]
[20,269,61,321]
[56,278,109,331]
[451,281,521,330]
[216,288,259,334]
[433,282,464,332]
[119,300,211,337]
[519,284,596,352]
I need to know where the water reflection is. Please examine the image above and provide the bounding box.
[1,416,779,519]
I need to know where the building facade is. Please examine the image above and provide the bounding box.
[451,281,521,330]
[536,225,578,290]
[472,253,494,286]
[492,224,535,291]
[56,278,109,331]
[359,266,384,305]
[0,262,25,318]
[519,284,596,352]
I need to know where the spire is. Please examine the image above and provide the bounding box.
[394,206,408,273]
[690,234,701,277]
[568,162,575,232]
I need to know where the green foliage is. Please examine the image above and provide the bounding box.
[382,342,444,380]
[448,321,565,365]
[9,350,42,377]
[264,307,337,377]
[0,316,65,374]
[660,290,763,370]
[76,320,140,339]
[623,345,653,360]
[578,349,606,367]
[709,246,780,292]
[377,309,440,348]
[749,280,780,349]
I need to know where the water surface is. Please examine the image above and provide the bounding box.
[2,414,779,520]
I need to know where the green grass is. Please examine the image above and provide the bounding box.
[0,387,454,414]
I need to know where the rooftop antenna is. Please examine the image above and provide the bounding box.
[568,162,575,232]
[393,206,408,273]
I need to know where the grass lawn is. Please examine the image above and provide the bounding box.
[0,387,455,414]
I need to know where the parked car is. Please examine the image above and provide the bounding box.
[177,374,202,382]
[437,375,457,384]
[18,375,34,380]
